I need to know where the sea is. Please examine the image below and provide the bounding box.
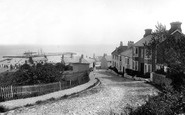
[0,44,116,60]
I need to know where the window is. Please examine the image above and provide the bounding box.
[135,61,138,71]
[145,49,151,59]
[132,61,135,70]
[148,64,152,72]
[145,64,147,73]
[127,58,129,65]
[135,48,138,54]
[120,56,122,61]
[141,49,144,58]
[145,64,152,73]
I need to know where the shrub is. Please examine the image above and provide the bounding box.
[109,66,119,74]
[0,97,4,102]
[129,86,185,115]
[126,69,138,77]
[155,69,167,75]
[0,105,7,113]
[143,72,150,78]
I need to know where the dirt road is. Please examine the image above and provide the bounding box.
[7,70,158,115]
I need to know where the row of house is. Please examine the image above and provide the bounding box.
[112,21,184,74]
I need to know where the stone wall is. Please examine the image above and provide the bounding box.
[150,72,172,86]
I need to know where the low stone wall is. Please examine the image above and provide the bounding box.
[150,72,172,86]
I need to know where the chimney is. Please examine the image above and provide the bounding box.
[143,29,152,37]
[169,21,182,34]
[128,41,134,48]
[120,41,123,46]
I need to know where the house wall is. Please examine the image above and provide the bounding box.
[101,57,108,69]
[112,54,122,72]
[71,63,90,72]
[121,56,133,71]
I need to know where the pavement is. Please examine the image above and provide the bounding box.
[4,70,159,115]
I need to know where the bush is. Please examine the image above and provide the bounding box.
[129,86,185,115]
[155,68,167,75]
[0,105,7,113]
[109,66,119,74]
[126,69,138,77]
[143,72,150,78]
[0,97,4,102]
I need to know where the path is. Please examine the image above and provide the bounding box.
[7,70,158,115]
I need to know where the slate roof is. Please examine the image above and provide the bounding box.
[111,46,127,55]
[134,35,153,47]
[120,48,132,57]
[95,56,103,62]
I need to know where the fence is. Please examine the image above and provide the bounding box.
[150,72,172,86]
[0,71,89,102]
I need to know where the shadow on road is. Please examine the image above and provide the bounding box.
[96,70,134,83]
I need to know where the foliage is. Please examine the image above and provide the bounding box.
[109,66,119,74]
[144,23,168,72]
[126,68,137,77]
[144,22,185,88]
[0,72,16,87]
[155,68,167,75]
[129,86,185,115]
[163,36,185,72]
[143,72,150,78]
[125,69,146,78]
[0,62,73,86]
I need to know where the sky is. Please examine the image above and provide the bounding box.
[0,0,185,46]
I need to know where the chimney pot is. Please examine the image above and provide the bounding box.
[169,21,182,34]
[144,29,152,37]
[128,41,134,48]
[120,41,123,46]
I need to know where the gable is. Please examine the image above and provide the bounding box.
[134,35,153,47]
[111,46,127,55]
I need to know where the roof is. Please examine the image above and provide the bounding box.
[104,55,112,61]
[111,46,127,55]
[85,58,95,63]
[94,56,103,62]
[120,48,132,57]
[134,35,153,47]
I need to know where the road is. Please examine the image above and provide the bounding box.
[7,70,158,115]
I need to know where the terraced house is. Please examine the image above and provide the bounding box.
[111,41,127,72]
[120,41,134,71]
[112,21,184,75]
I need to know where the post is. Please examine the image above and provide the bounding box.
[70,80,71,86]
[150,72,153,82]
[10,85,13,98]
[59,81,61,90]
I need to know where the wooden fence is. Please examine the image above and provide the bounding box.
[0,71,89,102]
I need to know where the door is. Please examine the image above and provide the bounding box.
[140,63,144,74]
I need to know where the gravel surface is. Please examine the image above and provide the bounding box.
[6,70,158,115]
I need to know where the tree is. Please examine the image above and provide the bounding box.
[144,22,167,72]
[145,22,185,89]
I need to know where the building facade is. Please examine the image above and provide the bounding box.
[114,21,184,75]
[111,41,127,72]
[100,54,112,69]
